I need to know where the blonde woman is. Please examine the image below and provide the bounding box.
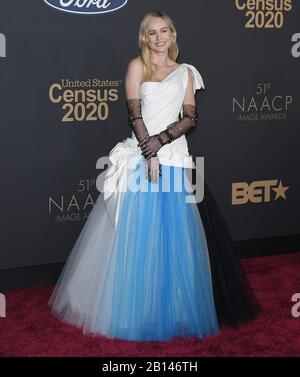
[49,10,260,341]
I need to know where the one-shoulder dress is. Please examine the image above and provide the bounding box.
[48,63,260,341]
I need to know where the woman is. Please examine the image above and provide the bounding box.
[48,10,260,341]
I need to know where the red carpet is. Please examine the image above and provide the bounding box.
[1,252,300,357]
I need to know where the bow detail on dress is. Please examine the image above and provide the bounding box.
[100,137,142,229]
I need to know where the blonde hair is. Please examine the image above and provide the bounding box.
[138,10,179,81]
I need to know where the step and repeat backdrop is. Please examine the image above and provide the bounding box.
[0,0,299,272]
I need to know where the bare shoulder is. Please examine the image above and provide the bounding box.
[126,56,143,77]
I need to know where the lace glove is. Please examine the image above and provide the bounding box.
[139,104,198,158]
[139,134,164,159]
[126,98,150,146]
[126,97,161,183]
[156,104,199,145]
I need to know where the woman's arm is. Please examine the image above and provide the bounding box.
[139,68,198,159]
[125,58,151,145]
[124,57,161,182]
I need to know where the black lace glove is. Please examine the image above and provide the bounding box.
[126,98,150,146]
[156,104,199,145]
[138,103,198,159]
[126,97,161,182]
[139,134,163,159]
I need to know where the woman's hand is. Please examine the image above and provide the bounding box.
[144,156,161,183]
[139,134,163,159]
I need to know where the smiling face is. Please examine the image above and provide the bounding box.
[146,16,174,54]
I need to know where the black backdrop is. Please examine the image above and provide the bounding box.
[1,0,299,289]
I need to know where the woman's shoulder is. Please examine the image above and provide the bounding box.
[181,63,205,90]
[125,56,144,80]
[127,56,143,70]
[181,62,198,71]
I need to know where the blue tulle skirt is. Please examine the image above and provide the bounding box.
[49,158,220,341]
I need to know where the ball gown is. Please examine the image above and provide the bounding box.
[48,63,260,341]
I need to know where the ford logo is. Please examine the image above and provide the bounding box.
[43,0,128,15]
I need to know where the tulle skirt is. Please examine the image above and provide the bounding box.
[49,158,221,341]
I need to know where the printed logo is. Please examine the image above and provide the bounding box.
[233,82,293,122]
[43,0,128,15]
[96,156,205,204]
[232,179,289,205]
[48,77,120,123]
[235,0,293,29]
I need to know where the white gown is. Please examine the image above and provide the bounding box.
[102,63,205,229]
[48,63,220,341]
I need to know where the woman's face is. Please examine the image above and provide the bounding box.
[146,17,173,54]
